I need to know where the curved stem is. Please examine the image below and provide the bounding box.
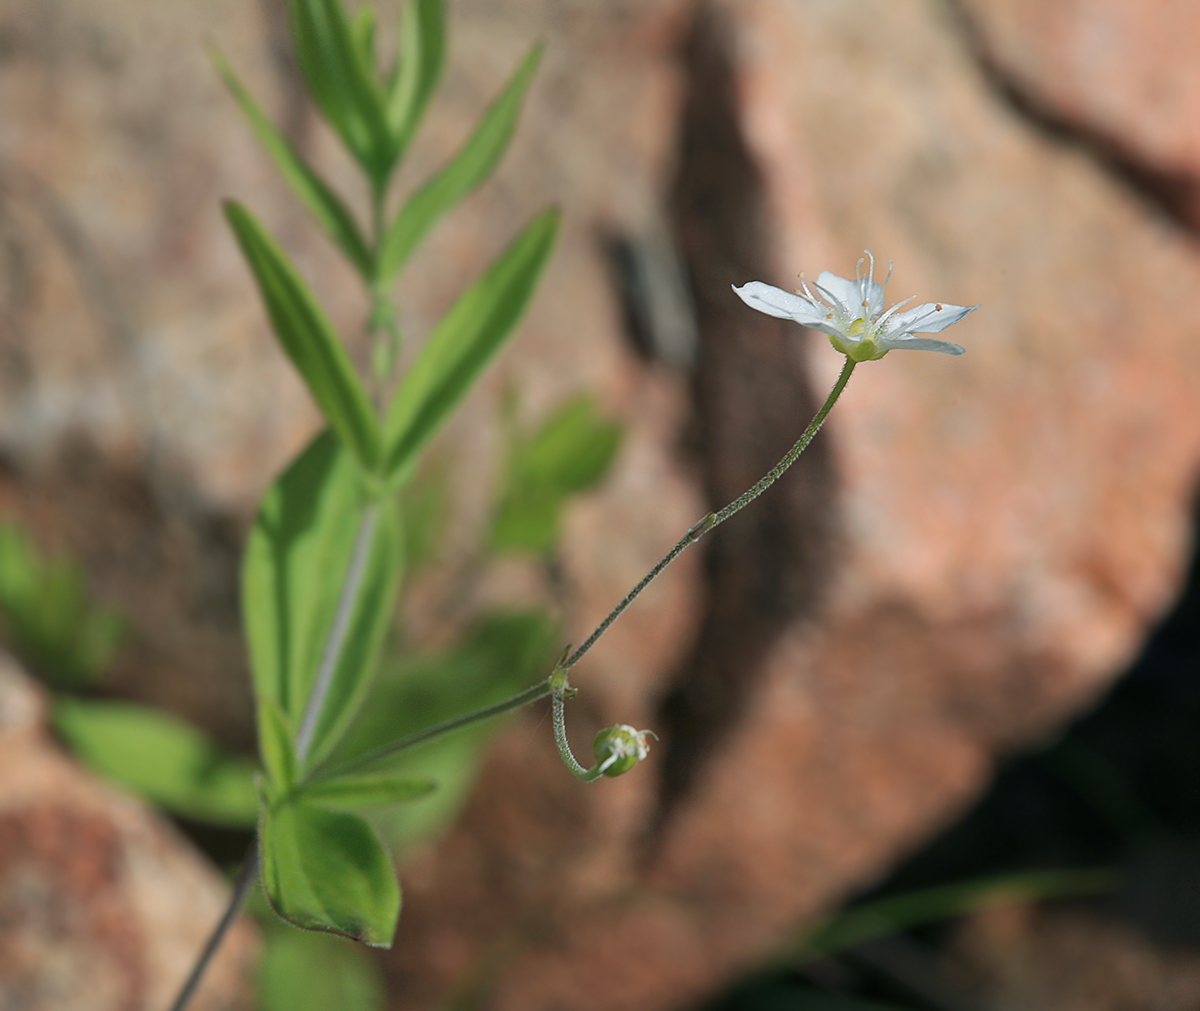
[550,670,602,782]
[166,843,259,1011]
[563,356,855,674]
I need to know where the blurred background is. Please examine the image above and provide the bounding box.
[2,0,1200,1009]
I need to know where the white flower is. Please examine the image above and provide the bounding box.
[733,252,978,362]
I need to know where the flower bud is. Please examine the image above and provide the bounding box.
[591,724,656,778]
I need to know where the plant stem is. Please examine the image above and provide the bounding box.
[166,843,259,1011]
[294,503,381,766]
[564,356,856,673]
[551,677,602,782]
[311,677,555,780]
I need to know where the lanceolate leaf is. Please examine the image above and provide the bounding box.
[225,202,381,472]
[259,697,298,792]
[213,50,372,278]
[53,699,258,828]
[386,0,445,160]
[297,772,437,812]
[350,5,377,72]
[260,799,400,946]
[288,0,394,185]
[377,45,541,283]
[243,430,404,772]
[383,208,559,480]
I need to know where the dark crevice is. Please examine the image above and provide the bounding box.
[944,0,1200,235]
[647,0,840,845]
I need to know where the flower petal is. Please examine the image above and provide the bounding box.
[885,302,978,334]
[880,335,965,355]
[732,282,827,325]
[863,280,887,317]
[814,271,861,313]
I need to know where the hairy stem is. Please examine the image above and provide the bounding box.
[564,356,855,673]
[550,672,602,782]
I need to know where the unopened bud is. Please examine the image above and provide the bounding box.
[591,724,656,778]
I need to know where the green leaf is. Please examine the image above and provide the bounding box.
[377,45,541,282]
[385,0,445,160]
[0,521,124,689]
[259,697,298,792]
[488,488,561,556]
[212,50,372,278]
[297,772,437,811]
[519,395,623,493]
[260,799,400,946]
[488,395,623,556]
[258,927,385,1011]
[243,430,404,771]
[383,208,560,480]
[350,5,377,72]
[800,868,1117,960]
[52,698,258,827]
[289,0,394,185]
[225,202,381,472]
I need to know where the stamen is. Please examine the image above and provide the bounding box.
[799,275,824,306]
[812,280,846,312]
[876,294,917,328]
[895,305,941,332]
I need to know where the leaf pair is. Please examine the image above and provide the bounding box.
[219,0,535,291]
[227,202,559,489]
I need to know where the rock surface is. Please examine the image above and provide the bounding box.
[0,655,255,1011]
[956,0,1200,216]
[2,0,1200,1009]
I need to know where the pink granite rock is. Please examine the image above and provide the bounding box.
[0,656,256,1011]
[957,0,1200,193]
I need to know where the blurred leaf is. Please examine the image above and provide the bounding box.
[288,0,394,186]
[259,697,298,792]
[350,4,377,72]
[260,799,400,946]
[297,771,437,812]
[52,698,258,827]
[488,395,622,556]
[385,0,445,159]
[397,458,450,575]
[225,203,381,472]
[519,395,623,492]
[212,50,372,278]
[376,45,540,282]
[488,488,561,556]
[258,926,385,1011]
[0,522,124,689]
[800,868,1117,960]
[383,208,560,481]
[331,611,556,852]
[243,430,404,772]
